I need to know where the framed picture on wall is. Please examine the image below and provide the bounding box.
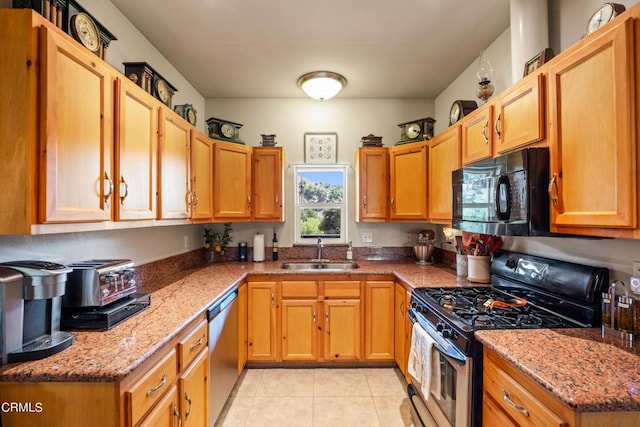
[523,48,554,77]
[304,132,338,164]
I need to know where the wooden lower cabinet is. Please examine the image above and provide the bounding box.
[394,283,408,376]
[281,299,319,361]
[237,282,248,374]
[247,281,278,361]
[179,350,208,427]
[483,347,640,427]
[365,281,394,360]
[323,299,361,361]
[138,385,180,427]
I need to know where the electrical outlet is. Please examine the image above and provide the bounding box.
[633,261,640,277]
[362,232,373,243]
[406,232,412,244]
[184,235,190,249]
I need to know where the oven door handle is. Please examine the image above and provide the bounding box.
[408,308,467,363]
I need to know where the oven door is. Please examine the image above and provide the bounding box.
[408,309,472,427]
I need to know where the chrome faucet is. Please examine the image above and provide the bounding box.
[316,237,324,261]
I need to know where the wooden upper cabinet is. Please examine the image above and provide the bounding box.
[158,107,191,220]
[461,103,493,165]
[389,142,428,220]
[39,25,115,223]
[493,73,545,155]
[213,140,252,221]
[114,77,158,221]
[547,17,636,235]
[356,147,389,222]
[252,147,284,221]
[190,130,214,222]
[429,127,461,224]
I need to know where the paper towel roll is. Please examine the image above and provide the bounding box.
[253,233,265,262]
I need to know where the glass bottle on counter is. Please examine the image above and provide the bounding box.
[272,228,278,261]
[616,295,635,337]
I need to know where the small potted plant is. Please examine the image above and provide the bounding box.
[203,223,233,262]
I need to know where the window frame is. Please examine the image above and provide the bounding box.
[293,164,348,245]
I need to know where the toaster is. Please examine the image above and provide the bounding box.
[63,259,136,307]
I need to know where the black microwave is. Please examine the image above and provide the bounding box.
[452,147,550,236]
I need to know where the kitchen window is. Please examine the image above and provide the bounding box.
[293,165,347,244]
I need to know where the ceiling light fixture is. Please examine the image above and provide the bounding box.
[297,71,347,101]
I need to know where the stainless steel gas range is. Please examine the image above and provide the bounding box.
[406,250,608,427]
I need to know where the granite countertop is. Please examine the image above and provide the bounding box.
[0,260,463,383]
[476,328,640,412]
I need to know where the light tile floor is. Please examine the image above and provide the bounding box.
[215,367,414,427]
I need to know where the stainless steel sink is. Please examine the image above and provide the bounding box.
[281,261,360,271]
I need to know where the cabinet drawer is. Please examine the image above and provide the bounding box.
[324,281,360,298]
[282,281,317,298]
[126,349,178,426]
[484,354,567,427]
[177,319,207,370]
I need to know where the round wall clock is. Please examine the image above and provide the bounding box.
[586,3,625,35]
[70,12,101,53]
[406,123,422,140]
[220,122,236,139]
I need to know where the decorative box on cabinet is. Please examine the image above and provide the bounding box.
[355,147,389,222]
[388,142,428,220]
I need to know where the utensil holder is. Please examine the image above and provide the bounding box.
[456,254,468,277]
[467,255,491,283]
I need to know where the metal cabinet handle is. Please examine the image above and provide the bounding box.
[271,291,275,308]
[313,310,317,326]
[247,196,252,209]
[189,336,203,351]
[548,173,559,208]
[145,373,167,397]
[494,113,501,139]
[400,300,404,315]
[103,172,114,204]
[390,198,395,211]
[173,404,182,427]
[482,121,489,144]
[363,195,367,212]
[184,391,192,420]
[501,388,530,417]
[191,191,199,207]
[119,176,129,204]
[275,195,279,207]
[325,310,329,325]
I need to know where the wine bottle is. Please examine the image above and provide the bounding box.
[272,228,278,261]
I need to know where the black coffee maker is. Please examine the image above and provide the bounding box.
[0,261,74,364]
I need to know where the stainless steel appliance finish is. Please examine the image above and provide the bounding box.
[207,289,239,425]
[0,261,74,364]
[406,250,608,427]
[63,259,136,307]
[452,147,550,236]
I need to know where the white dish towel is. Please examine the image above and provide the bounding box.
[407,322,438,399]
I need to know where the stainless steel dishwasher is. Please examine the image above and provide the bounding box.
[207,289,238,425]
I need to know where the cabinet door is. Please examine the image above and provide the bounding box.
[39,26,114,223]
[237,283,248,374]
[389,142,428,220]
[548,17,636,233]
[323,299,361,361]
[493,73,545,155]
[138,385,180,427]
[461,104,493,165]
[158,107,191,219]
[365,281,394,360]
[213,140,252,220]
[404,289,412,383]
[252,147,283,221]
[190,130,214,222]
[356,147,389,221]
[115,77,157,221]
[281,300,319,361]
[179,350,208,427]
[247,282,277,361]
[394,283,407,376]
[429,127,461,224]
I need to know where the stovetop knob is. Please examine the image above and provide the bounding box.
[506,257,517,269]
[436,322,444,332]
[441,328,453,339]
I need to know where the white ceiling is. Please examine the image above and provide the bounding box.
[109,0,511,99]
